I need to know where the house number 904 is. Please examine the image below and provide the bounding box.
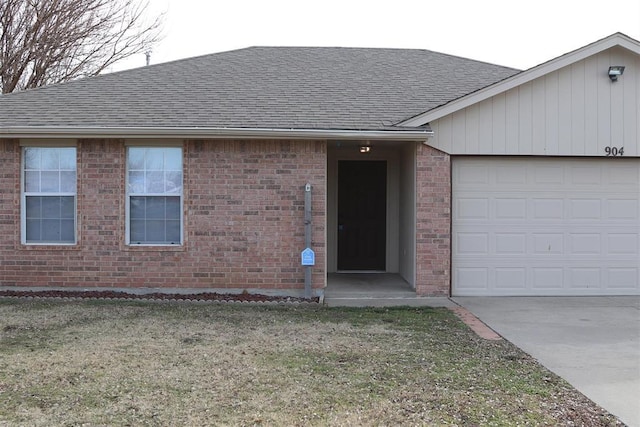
[604,146,624,156]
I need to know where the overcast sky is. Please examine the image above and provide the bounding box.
[115,0,640,72]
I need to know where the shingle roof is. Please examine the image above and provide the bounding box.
[0,46,519,131]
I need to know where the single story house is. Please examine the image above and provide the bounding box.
[0,32,638,297]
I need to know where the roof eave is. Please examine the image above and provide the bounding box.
[0,126,434,141]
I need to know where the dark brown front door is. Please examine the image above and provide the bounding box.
[337,160,387,271]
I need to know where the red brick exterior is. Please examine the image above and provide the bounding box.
[0,139,326,294]
[415,144,451,296]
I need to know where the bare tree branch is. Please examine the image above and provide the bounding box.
[0,0,163,93]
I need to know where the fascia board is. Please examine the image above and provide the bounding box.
[0,126,433,141]
[398,33,640,127]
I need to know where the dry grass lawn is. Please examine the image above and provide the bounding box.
[0,299,621,426]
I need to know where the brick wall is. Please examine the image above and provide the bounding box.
[415,143,451,296]
[0,140,19,255]
[0,139,326,294]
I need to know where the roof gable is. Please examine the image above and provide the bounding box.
[398,33,640,127]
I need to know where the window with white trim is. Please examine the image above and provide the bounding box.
[22,147,77,244]
[126,147,183,245]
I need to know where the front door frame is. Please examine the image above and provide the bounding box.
[327,141,403,276]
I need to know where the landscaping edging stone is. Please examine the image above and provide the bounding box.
[0,290,319,305]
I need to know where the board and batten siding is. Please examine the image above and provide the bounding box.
[428,46,640,156]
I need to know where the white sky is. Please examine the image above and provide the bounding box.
[115,0,640,72]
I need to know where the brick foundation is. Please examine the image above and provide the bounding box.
[0,139,326,294]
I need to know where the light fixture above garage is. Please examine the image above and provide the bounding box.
[608,65,625,82]
[359,144,371,153]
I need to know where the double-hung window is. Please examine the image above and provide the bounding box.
[22,147,77,244]
[126,147,183,245]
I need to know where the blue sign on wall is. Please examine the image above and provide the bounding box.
[301,248,315,266]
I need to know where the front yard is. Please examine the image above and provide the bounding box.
[0,299,621,426]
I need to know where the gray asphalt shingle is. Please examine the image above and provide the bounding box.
[0,46,519,131]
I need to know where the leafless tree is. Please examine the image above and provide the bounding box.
[0,0,163,93]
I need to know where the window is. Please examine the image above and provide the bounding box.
[22,147,77,244]
[127,147,183,245]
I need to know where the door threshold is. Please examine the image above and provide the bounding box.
[336,270,387,274]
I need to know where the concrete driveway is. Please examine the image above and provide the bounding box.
[453,297,640,427]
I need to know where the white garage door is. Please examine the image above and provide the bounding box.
[452,158,640,296]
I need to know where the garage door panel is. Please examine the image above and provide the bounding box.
[456,268,489,290]
[495,233,526,254]
[609,165,640,185]
[532,199,564,219]
[534,165,564,184]
[457,165,489,184]
[607,268,639,289]
[453,158,640,296]
[532,268,564,289]
[570,199,602,219]
[495,198,527,219]
[455,199,637,223]
[496,165,527,184]
[455,263,638,295]
[569,268,602,289]
[571,165,602,185]
[533,233,564,254]
[608,234,638,254]
[456,233,488,253]
[569,233,601,254]
[495,268,526,289]
[454,229,638,258]
[607,199,638,219]
[456,198,489,219]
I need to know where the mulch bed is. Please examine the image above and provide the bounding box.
[0,289,319,303]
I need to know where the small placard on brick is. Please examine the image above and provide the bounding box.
[301,248,315,266]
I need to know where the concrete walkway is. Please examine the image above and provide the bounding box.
[453,297,640,427]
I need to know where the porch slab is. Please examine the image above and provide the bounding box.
[323,297,456,307]
[323,273,455,307]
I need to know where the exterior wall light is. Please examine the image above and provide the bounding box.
[359,145,371,153]
[608,66,625,82]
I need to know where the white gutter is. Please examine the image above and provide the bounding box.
[0,126,433,141]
